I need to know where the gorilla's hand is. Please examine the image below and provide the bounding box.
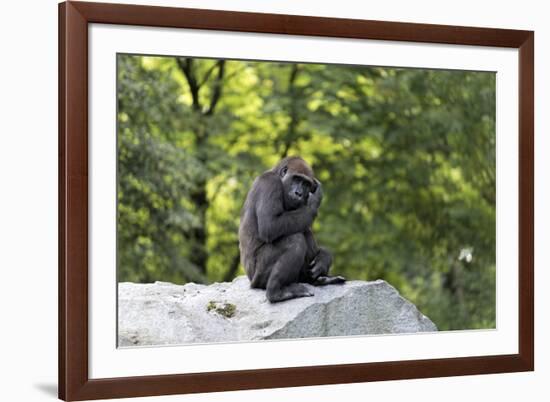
[307,179,323,213]
[308,257,329,280]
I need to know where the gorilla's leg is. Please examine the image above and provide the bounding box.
[265,233,314,303]
[306,247,332,279]
[299,232,346,286]
[305,248,345,286]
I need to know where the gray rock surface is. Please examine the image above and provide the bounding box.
[118,276,437,347]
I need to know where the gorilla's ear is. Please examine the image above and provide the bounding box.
[280,166,288,178]
[311,179,319,194]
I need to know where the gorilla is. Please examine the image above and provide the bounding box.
[238,156,345,302]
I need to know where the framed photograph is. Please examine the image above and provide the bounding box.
[59,1,534,400]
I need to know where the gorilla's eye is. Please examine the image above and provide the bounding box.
[280,166,288,177]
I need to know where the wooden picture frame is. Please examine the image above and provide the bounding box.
[59,1,534,400]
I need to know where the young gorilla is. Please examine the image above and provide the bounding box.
[239,156,345,302]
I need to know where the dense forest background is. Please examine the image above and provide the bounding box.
[117,54,496,331]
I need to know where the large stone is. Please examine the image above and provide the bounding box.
[118,276,437,347]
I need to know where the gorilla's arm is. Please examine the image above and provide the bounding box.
[255,173,318,243]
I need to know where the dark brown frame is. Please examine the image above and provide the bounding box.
[59,1,534,400]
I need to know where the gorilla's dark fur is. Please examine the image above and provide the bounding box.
[238,156,345,302]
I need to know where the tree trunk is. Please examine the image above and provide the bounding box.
[177,58,226,277]
[280,64,300,158]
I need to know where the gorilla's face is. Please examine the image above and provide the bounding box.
[282,172,314,210]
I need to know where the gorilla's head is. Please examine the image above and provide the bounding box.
[274,156,318,210]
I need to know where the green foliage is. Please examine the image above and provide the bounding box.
[117,54,496,331]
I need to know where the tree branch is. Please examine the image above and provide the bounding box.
[197,62,219,87]
[280,64,300,158]
[176,57,201,111]
[205,60,226,116]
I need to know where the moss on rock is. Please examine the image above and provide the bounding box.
[206,300,236,318]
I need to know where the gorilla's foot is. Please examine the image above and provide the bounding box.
[312,275,346,286]
[266,283,313,303]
